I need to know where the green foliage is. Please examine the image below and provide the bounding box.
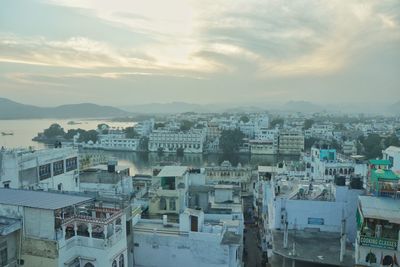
[154,122,165,129]
[80,130,98,143]
[125,127,139,138]
[43,123,65,138]
[360,134,382,159]
[384,133,400,148]
[64,128,98,143]
[303,119,314,130]
[180,120,195,131]
[176,147,184,156]
[240,115,250,123]
[270,118,284,128]
[219,129,245,154]
[305,137,319,150]
[139,136,149,151]
[97,123,109,134]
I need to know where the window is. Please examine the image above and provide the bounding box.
[112,260,117,267]
[0,241,7,267]
[39,164,51,180]
[83,263,94,267]
[169,198,176,211]
[66,157,78,172]
[53,160,64,176]
[119,255,124,267]
[159,197,166,210]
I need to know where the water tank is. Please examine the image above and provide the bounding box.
[334,175,346,186]
[107,159,118,173]
[350,176,363,189]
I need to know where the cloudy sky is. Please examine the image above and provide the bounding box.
[0,0,399,107]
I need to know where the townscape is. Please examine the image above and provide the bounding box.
[1,112,400,267]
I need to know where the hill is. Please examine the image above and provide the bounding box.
[0,98,129,119]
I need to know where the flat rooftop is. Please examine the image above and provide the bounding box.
[272,230,354,266]
[0,216,21,236]
[359,195,400,224]
[157,166,187,177]
[0,189,93,210]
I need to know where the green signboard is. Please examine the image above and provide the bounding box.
[360,236,398,250]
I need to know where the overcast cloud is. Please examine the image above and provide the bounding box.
[0,0,399,106]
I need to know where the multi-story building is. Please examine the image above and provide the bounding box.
[259,172,363,266]
[342,140,357,156]
[249,140,277,155]
[382,146,400,172]
[149,166,189,218]
[148,129,205,153]
[97,133,140,151]
[278,130,304,155]
[0,147,79,191]
[132,208,243,267]
[79,161,133,197]
[307,148,358,181]
[0,188,127,267]
[134,119,154,137]
[355,167,400,266]
[205,161,252,193]
[206,122,222,141]
[0,216,21,267]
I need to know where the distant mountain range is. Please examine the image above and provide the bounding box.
[1,97,399,118]
[0,98,129,119]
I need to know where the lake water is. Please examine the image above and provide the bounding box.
[0,119,299,175]
[0,119,133,149]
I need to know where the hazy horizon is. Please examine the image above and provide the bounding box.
[1,0,400,107]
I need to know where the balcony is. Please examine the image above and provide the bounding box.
[59,207,125,250]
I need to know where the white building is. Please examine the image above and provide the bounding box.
[0,188,127,267]
[278,130,304,155]
[79,162,133,197]
[307,147,361,181]
[0,216,21,267]
[382,146,400,173]
[249,140,277,155]
[97,133,140,151]
[134,119,154,137]
[148,129,206,153]
[132,208,242,267]
[355,196,400,267]
[0,147,79,191]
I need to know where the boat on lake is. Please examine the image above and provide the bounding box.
[1,131,14,136]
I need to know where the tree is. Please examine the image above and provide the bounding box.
[139,136,149,151]
[240,115,250,123]
[176,147,184,156]
[180,120,195,132]
[361,134,382,159]
[79,130,98,143]
[303,119,314,130]
[305,137,319,150]
[97,123,109,134]
[219,129,245,154]
[154,123,165,130]
[65,129,86,140]
[125,127,139,138]
[43,124,65,138]
[384,133,400,148]
[270,118,284,128]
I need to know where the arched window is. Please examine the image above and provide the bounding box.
[119,254,125,267]
[84,263,95,267]
[112,260,117,267]
[365,252,376,263]
[382,255,393,266]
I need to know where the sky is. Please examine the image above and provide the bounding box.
[0,0,399,107]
